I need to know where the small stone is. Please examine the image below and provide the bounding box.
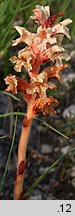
[70,50,75,57]
[37,125,44,132]
[41,144,52,154]
[71,178,75,188]
[70,167,75,178]
[54,147,59,152]
[42,185,49,192]
[30,190,42,200]
[30,194,42,200]
[39,166,49,174]
[69,193,73,197]
[61,146,70,155]
[47,193,55,200]
[70,50,75,69]
[64,73,75,83]
[32,189,42,196]
[62,105,75,119]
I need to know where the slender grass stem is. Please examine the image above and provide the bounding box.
[0,112,69,139]
[0,135,7,139]
[0,112,18,193]
[0,91,20,101]
[23,146,75,199]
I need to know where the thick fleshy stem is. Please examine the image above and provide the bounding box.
[14,96,36,199]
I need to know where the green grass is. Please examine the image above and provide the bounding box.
[0,111,18,193]
[0,111,69,139]
[0,90,20,101]
[0,110,70,198]
[23,146,75,199]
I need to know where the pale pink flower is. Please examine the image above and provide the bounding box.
[52,19,72,39]
[12,26,35,46]
[27,80,56,98]
[11,6,72,70]
[4,74,17,94]
[43,64,68,83]
[5,5,72,114]
[10,46,33,72]
[30,5,50,26]
[45,47,70,66]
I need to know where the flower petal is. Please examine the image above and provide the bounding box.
[12,26,35,46]
[10,47,33,72]
[61,18,72,26]
[43,64,68,83]
[4,74,17,94]
[52,22,71,39]
[30,5,50,25]
[33,96,59,115]
[55,52,71,66]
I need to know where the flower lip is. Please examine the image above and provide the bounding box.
[30,5,50,26]
[4,74,17,94]
[33,96,59,115]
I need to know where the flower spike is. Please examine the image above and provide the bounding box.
[4,4,72,200]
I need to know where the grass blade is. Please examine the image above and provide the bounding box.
[0,135,7,139]
[0,112,25,118]
[0,111,18,192]
[0,91,20,101]
[36,117,69,140]
[0,111,69,139]
[23,146,75,199]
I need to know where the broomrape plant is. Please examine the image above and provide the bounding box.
[4,5,72,199]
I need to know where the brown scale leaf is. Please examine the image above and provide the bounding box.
[24,92,39,103]
[17,77,30,94]
[17,154,32,178]
[4,74,30,94]
[33,96,59,115]
[43,64,68,83]
[23,116,28,127]
[18,161,26,175]
[22,115,34,128]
